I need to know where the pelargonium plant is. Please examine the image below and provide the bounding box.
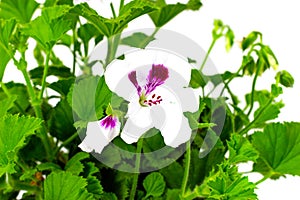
[0,0,298,200]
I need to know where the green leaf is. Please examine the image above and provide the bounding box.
[72,1,156,36]
[65,152,89,175]
[184,99,205,130]
[48,99,76,141]
[68,75,112,122]
[159,162,183,189]
[18,135,47,162]
[0,115,42,176]
[0,0,39,23]
[143,172,166,198]
[22,6,72,50]
[121,32,155,49]
[0,19,16,82]
[0,96,16,116]
[276,70,294,88]
[225,28,235,51]
[37,162,62,172]
[149,0,201,27]
[241,31,261,51]
[252,123,300,177]
[0,83,32,114]
[189,69,208,88]
[44,172,92,200]
[166,189,181,200]
[196,163,257,200]
[253,101,284,127]
[227,134,259,164]
[48,77,75,97]
[78,23,103,55]
[82,162,103,199]
[29,65,73,83]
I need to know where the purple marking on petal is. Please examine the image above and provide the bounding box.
[145,64,169,95]
[100,116,117,130]
[128,71,142,95]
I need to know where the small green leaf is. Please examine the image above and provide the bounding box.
[68,76,112,122]
[121,32,155,49]
[0,0,39,23]
[143,172,166,198]
[253,123,300,177]
[0,115,42,176]
[101,193,118,200]
[65,152,89,175]
[184,99,205,130]
[44,172,92,200]
[227,134,259,164]
[37,162,62,172]
[276,70,294,88]
[189,69,208,88]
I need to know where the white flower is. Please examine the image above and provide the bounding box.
[78,115,120,154]
[106,63,199,148]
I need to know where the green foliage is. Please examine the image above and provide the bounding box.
[0,0,38,23]
[253,123,300,177]
[44,172,93,200]
[68,75,112,122]
[0,115,42,176]
[22,6,72,50]
[121,32,155,49]
[0,19,15,81]
[143,172,166,198]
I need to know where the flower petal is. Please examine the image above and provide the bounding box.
[78,119,120,154]
[121,105,152,144]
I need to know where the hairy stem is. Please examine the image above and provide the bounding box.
[129,138,143,200]
[181,141,191,197]
[20,64,53,160]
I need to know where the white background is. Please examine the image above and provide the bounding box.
[4,0,300,199]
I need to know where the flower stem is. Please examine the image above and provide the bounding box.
[200,39,217,71]
[246,63,261,116]
[104,34,121,69]
[129,138,143,200]
[181,141,191,197]
[39,50,50,100]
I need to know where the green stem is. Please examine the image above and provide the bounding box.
[54,131,79,155]
[200,39,217,71]
[255,173,272,185]
[129,138,143,200]
[72,28,77,75]
[246,64,261,116]
[20,67,53,160]
[39,50,50,100]
[181,141,191,197]
[104,34,121,69]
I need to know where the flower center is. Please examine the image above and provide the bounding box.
[139,93,162,107]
